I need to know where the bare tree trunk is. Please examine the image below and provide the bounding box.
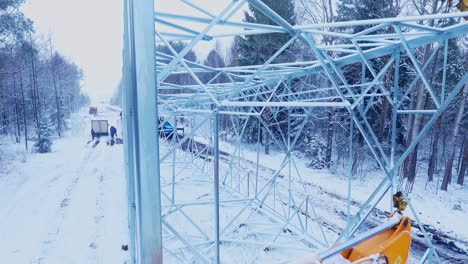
[49,37,61,137]
[325,107,333,169]
[262,107,273,155]
[0,77,8,135]
[401,0,442,190]
[18,65,28,151]
[378,98,389,140]
[441,83,467,191]
[457,136,468,185]
[28,36,41,137]
[378,72,392,140]
[427,115,443,182]
[456,136,465,173]
[263,127,270,155]
[402,45,433,190]
[13,75,21,143]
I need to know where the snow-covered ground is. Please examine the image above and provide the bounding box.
[205,138,468,261]
[191,132,468,229]
[1,104,467,263]
[0,106,129,264]
[230,142,468,239]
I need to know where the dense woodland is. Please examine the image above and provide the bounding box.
[0,0,89,153]
[285,0,467,193]
[232,0,467,193]
[112,0,468,193]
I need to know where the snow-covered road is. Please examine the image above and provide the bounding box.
[0,108,129,264]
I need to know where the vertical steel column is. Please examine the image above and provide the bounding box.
[172,114,177,203]
[122,0,136,261]
[287,102,291,219]
[347,116,353,221]
[213,110,220,264]
[124,0,162,263]
[390,51,400,211]
[305,196,309,231]
[255,118,260,198]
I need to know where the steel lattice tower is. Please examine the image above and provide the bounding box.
[122,0,468,263]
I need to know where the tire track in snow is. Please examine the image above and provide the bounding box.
[86,171,105,263]
[33,142,102,263]
[0,138,94,263]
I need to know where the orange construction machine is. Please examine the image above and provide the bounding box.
[316,217,412,264]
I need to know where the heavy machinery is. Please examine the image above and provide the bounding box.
[313,217,412,264]
[458,0,468,19]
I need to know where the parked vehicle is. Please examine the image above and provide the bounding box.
[91,119,109,137]
[158,117,174,136]
[158,117,184,137]
[89,107,98,115]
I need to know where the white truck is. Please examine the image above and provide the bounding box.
[91,119,109,137]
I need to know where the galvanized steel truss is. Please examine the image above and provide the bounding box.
[123,0,468,263]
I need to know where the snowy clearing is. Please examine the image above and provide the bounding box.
[1,105,467,263]
[0,107,129,264]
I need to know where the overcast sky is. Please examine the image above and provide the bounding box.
[22,0,124,102]
[21,0,245,102]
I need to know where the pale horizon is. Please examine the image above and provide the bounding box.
[22,0,124,102]
[21,0,246,103]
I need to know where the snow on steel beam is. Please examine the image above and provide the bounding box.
[270,23,467,82]
[155,18,211,39]
[397,110,438,114]
[157,1,241,82]
[180,0,217,18]
[220,101,351,107]
[155,10,466,41]
[398,22,444,33]
[293,12,468,30]
[352,32,433,41]
[165,23,465,88]
[177,108,260,116]
[154,12,285,32]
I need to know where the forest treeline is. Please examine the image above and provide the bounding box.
[111,0,467,192]
[0,0,89,153]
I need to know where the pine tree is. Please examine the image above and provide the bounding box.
[336,0,399,29]
[156,41,197,94]
[233,0,296,67]
[1,0,86,153]
[334,0,404,172]
[34,117,54,153]
[203,49,227,84]
[230,0,297,154]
